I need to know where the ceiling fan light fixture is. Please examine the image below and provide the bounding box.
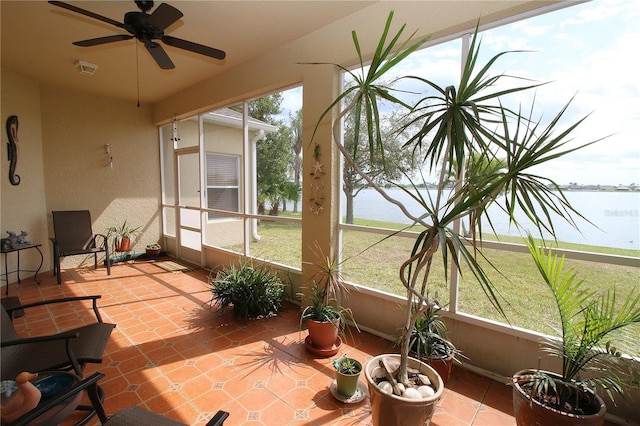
[75,60,99,76]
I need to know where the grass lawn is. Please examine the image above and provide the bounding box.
[237,215,640,356]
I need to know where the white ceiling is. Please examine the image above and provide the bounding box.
[1,1,374,104]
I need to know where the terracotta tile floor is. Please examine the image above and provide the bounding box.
[4,258,518,425]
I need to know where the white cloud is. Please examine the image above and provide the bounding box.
[275,86,302,125]
[284,0,639,186]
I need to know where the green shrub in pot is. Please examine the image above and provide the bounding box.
[206,260,285,321]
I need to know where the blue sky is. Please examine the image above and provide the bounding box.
[485,0,640,186]
[279,0,639,186]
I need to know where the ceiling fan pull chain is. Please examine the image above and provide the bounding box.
[136,41,140,108]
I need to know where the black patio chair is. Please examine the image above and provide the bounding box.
[7,373,230,426]
[1,295,116,380]
[51,210,110,284]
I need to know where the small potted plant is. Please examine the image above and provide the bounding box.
[145,243,161,260]
[406,299,464,386]
[512,236,640,426]
[299,243,359,357]
[333,355,363,398]
[299,283,358,356]
[107,221,140,253]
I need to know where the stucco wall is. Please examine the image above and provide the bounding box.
[0,69,50,285]
[38,86,162,269]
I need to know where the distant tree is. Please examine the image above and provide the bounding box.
[290,109,303,213]
[236,94,297,216]
[280,180,301,214]
[342,108,419,224]
[256,123,294,215]
[244,94,283,124]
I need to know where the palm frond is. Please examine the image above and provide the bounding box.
[308,11,429,154]
[526,235,640,404]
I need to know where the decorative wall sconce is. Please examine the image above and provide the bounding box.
[105,144,113,169]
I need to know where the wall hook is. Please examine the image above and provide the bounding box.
[105,144,113,169]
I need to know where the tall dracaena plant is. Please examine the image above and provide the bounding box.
[310,11,602,387]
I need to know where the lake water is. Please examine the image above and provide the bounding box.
[340,189,640,250]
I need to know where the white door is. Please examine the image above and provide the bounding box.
[176,149,202,264]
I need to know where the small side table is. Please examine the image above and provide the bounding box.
[1,243,43,295]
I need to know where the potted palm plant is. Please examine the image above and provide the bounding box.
[299,243,359,357]
[310,11,601,425]
[512,236,640,426]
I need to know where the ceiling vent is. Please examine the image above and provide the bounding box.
[75,60,98,76]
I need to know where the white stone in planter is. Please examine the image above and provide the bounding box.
[377,381,393,395]
[403,388,422,399]
[370,367,386,380]
[418,385,435,397]
[418,374,432,386]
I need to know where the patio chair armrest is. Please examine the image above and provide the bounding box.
[8,372,106,426]
[1,331,79,347]
[5,296,105,323]
[206,410,230,426]
[2,332,83,376]
[93,233,109,246]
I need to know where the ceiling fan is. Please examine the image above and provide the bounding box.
[49,0,226,70]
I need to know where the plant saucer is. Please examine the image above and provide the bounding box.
[330,380,368,404]
[304,335,341,357]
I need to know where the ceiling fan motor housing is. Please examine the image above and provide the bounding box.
[124,11,164,41]
[135,1,154,13]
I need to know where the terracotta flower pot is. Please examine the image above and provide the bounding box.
[364,354,444,426]
[512,369,606,426]
[306,319,339,349]
[146,248,161,259]
[115,236,131,252]
[427,354,454,387]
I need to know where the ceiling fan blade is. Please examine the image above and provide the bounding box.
[73,34,134,47]
[48,1,125,29]
[147,3,183,32]
[145,42,175,69]
[161,35,226,60]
